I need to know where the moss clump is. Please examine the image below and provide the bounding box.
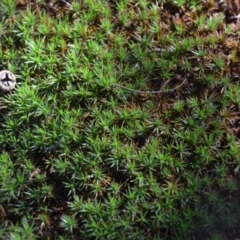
[1,0,240,239]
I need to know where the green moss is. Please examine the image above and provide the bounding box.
[0,0,240,239]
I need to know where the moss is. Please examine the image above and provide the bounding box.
[1,0,240,239]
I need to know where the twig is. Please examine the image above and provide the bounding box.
[29,168,41,181]
[110,78,187,94]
